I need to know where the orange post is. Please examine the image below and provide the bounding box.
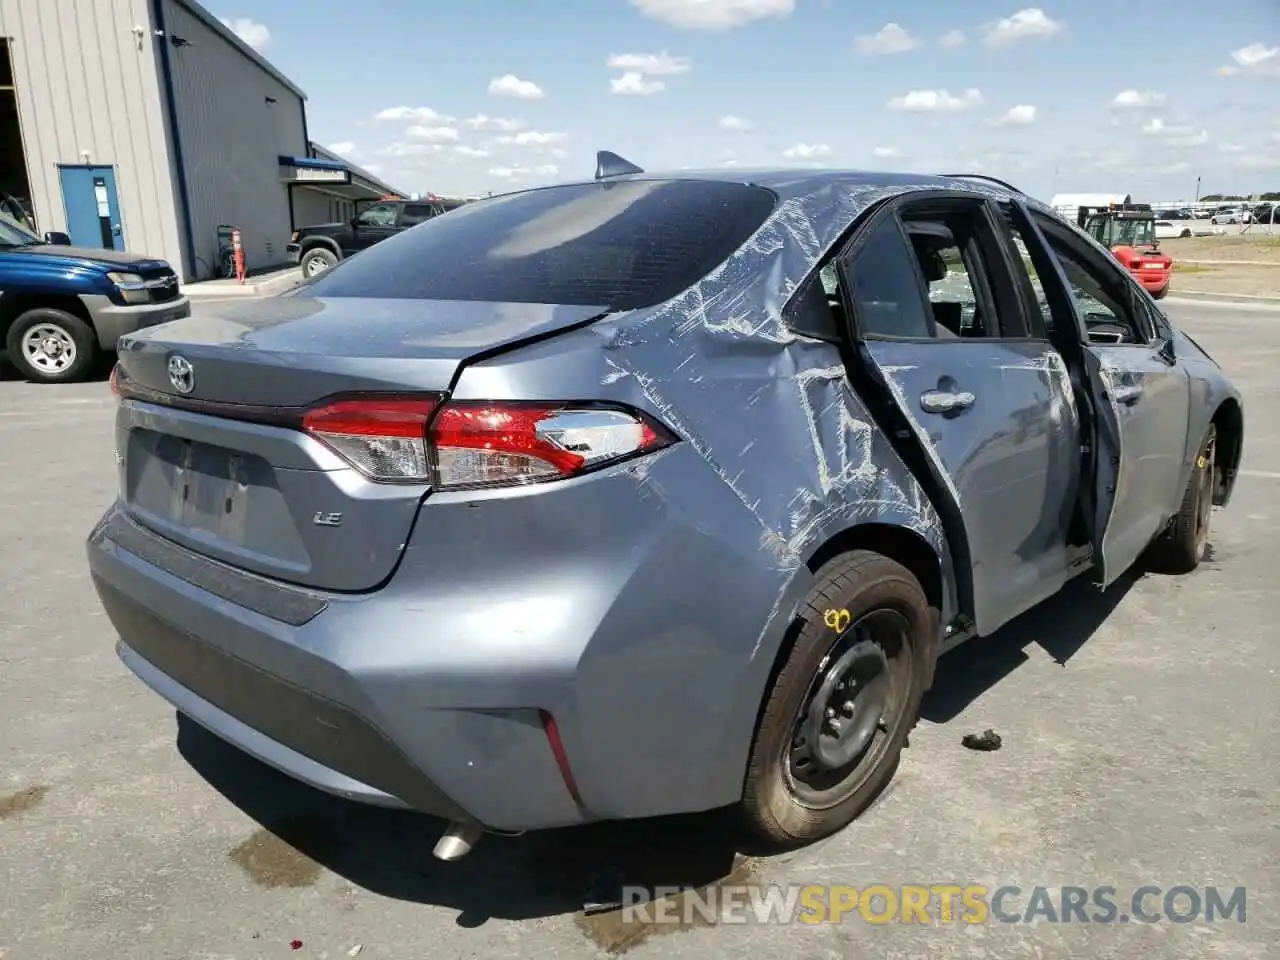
[232,227,246,284]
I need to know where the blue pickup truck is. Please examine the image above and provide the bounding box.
[0,215,190,383]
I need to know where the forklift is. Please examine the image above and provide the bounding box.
[1079,201,1173,300]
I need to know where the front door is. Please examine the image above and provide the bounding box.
[347,201,401,254]
[1017,207,1192,586]
[59,165,124,250]
[838,194,1083,636]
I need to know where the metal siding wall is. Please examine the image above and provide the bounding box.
[162,0,306,278]
[291,187,340,228]
[0,0,183,267]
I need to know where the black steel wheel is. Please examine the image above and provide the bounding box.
[1145,424,1217,574]
[740,550,932,846]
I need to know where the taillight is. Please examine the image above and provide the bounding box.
[301,396,675,487]
[109,364,121,396]
[303,396,442,482]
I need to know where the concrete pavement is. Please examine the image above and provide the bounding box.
[0,298,1276,959]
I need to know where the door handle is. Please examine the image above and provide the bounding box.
[919,389,976,414]
[1112,385,1142,405]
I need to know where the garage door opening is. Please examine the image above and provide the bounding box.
[0,38,36,232]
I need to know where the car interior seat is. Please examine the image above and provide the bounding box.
[908,233,963,338]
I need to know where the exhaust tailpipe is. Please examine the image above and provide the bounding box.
[433,821,484,861]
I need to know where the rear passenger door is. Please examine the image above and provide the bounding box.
[837,193,1084,636]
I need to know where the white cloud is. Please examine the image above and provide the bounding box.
[496,130,567,147]
[327,141,355,156]
[375,106,452,123]
[487,164,560,180]
[611,72,666,95]
[407,125,460,142]
[981,8,1064,47]
[1219,42,1280,77]
[1141,118,1210,148]
[454,145,491,158]
[718,114,753,131]
[362,163,383,174]
[939,29,966,48]
[380,142,447,158]
[489,74,545,99]
[464,114,524,132]
[219,17,271,51]
[872,146,899,158]
[853,23,918,56]
[782,142,832,159]
[1109,88,1166,109]
[606,51,692,75]
[991,104,1037,126]
[629,0,795,31]
[888,88,983,112]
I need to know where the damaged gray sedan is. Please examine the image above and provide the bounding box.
[87,156,1244,861]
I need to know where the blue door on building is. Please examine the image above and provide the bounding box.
[58,166,124,250]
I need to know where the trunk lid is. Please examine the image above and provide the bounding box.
[113,295,607,591]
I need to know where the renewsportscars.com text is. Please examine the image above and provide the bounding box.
[619,884,1247,926]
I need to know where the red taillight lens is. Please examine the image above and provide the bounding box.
[109,364,121,396]
[302,396,442,482]
[300,396,675,487]
[429,402,673,490]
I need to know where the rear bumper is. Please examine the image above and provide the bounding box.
[1136,272,1169,294]
[81,294,192,350]
[86,508,583,830]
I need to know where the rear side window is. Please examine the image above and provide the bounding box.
[847,217,934,339]
[399,203,437,225]
[304,180,777,309]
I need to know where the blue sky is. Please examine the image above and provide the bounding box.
[218,0,1279,201]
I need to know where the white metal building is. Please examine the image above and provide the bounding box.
[0,0,402,282]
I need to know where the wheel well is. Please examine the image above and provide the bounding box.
[805,523,943,614]
[1211,398,1243,505]
[0,292,95,342]
[299,237,340,257]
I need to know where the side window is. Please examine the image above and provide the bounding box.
[785,261,844,341]
[901,219,996,338]
[356,203,399,227]
[846,217,934,339]
[1034,218,1147,345]
[399,203,436,226]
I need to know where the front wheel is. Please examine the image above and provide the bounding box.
[740,551,931,847]
[1145,425,1216,574]
[5,307,99,383]
[301,247,339,278]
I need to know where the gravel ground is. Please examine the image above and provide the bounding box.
[1,298,1277,959]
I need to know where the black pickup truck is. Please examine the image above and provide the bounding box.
[287,197,467,278]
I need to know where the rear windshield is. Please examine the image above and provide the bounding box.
[302,179,777,309]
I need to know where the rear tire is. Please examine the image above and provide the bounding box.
[5,307,99,384]
[1145,424,1216,574]
[1152,285,1169,300]
[301,246,339,278]
[739,551,931,847]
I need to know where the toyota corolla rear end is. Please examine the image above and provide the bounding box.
[85,176,783,857]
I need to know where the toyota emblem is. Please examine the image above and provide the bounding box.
[167,355,195,394]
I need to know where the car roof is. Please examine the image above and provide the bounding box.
[500,167,1033,209]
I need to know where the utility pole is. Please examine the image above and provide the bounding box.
[1194,176,1201,203]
